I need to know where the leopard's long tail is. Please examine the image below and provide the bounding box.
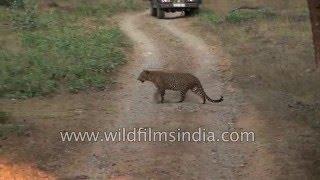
[199,84,224,103]
[193,84,224,103]
[206,94,224,103]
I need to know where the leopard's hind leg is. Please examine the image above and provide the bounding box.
[191,85,206,104]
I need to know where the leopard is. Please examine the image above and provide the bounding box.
[137,70,223,104]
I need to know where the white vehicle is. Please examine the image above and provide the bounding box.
[149,0,202,19]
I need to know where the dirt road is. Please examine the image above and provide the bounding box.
[0,12,252,179]
[62,12,248,179]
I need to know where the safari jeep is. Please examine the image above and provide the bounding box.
[149,0,202,19]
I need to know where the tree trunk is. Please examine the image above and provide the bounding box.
[307,0,320,67]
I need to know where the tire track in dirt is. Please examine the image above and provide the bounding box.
[155,14,246,179]
[105,12,215,179]
[62,12,246,179]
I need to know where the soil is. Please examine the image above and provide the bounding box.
[0,12,313,179]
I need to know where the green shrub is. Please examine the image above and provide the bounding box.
[75,3,107,17]
[0,27,127,98]
[0,0,10,6]
[226,9,276,23]
[124,0,142,10]
[199,9,223,24]
[11,5,38,30]
[0,111,9,124]
[0,124,26,137]
[226,11,257,23]
[75,0,144,17]
[10,0,24,8]
[0,0,24,7]
[0,7,10,21]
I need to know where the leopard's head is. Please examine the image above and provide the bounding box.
[138,70,151,83]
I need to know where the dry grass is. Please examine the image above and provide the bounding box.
[202,0,319,128]
[199,0,320,178]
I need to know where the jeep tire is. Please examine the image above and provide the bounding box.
[157,6,165,19]
[185,10,192,16]
[150,6,157,16]
[185,8,199,16]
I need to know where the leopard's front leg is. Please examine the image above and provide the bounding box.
[178,89,189,103]
[158,89,165,103]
